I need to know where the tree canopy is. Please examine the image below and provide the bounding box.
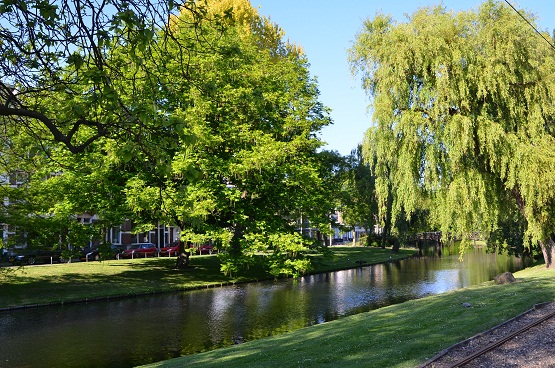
[0,0,335,276]
[350,0,555,267]
[0,0,213,153]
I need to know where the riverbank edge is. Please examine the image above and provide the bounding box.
[140,264,555,368]
[0,247,418,312]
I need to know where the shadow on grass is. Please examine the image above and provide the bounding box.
[0,247,415,310]
[0,255,236,308]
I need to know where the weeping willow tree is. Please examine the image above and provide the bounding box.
[350,1,555,267]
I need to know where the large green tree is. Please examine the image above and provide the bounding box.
[119,0,332,275]
[350,1,555,267]
[0,0,212,252]
[1,0,333,276]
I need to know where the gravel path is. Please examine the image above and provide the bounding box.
[418,302,555,368]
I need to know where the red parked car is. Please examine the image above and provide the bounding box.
[120,243,158,258]
[197,244,213,255]
[158,242,180,257]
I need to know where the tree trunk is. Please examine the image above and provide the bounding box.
[316,231,324,246]
[230,224,244,257]
[381,175,393,249]
[381,217,391,248]
[175,241,190,269]
[391,239,400,253]
[511,188,555,269]
[540,237,555,269]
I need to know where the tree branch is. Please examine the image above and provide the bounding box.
[0,106,106,153]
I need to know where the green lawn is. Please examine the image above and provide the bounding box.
[141,265,555,368]
[0,246,415,309]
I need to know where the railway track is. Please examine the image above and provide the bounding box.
[420,302,555,368]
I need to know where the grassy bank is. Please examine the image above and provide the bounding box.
[141,265,555,368]
[0,246,415,309]
[138,266,555,368]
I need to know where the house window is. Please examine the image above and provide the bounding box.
[76,217,91,224]
[111,227,121,244]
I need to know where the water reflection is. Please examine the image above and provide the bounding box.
[0,246,530,367]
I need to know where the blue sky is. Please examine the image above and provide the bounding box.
[251,1,555,156]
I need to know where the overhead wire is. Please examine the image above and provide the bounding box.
[504,0,555,52]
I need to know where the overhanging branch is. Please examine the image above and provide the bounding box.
[0,105,107,153]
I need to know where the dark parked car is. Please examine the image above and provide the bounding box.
[158,242,180,257]
[0,249,14,264]
[80,244,123,261]
[9,248,63,265]
[120,243,158,258]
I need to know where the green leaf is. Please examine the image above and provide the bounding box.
[66,53,84,70]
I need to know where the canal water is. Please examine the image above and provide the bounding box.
[0,246,529,367]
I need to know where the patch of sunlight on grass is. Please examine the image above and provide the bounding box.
[0,246,416,309]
